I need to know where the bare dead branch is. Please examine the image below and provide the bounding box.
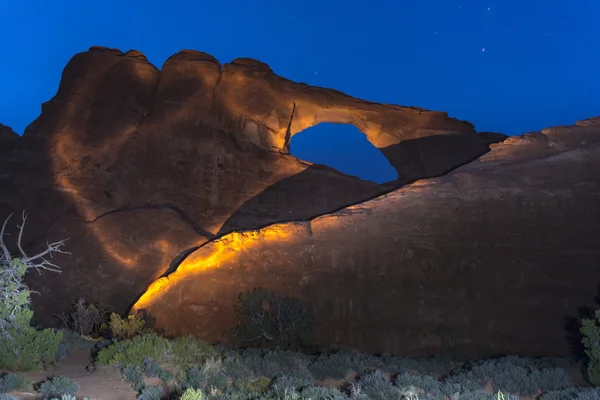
[16,210,28,259]
[0,212,13,263]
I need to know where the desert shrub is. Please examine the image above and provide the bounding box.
[0,213,66,370]
[233,376,272,393]
[0,373,24,393]
[106,312,151,340]
[308,350,374,380]
[264,349,314,369]
[58,329,99,354]
[138,385,164,400]
[441,357,571,396]
[179,388,206,400]
[270,374,314,397]
[440,366,481,394]
[299,386,347,400]
[142,356,163,378]
[354,370,401,400]
[54,340,71,361]
[37,376,79,399]
[451,390,496,400]
[540,387,600,400]
[380,355,463,377]
[55,298,108,338]
[95,333,170,366]
[140,356,173,382]
[220,355,258,382]
[180,357,228,392]
[171,336,218,365]
[580,309,600,385]
[121,364,145,391]
[227,288,313,350]
[263,350,315,381]
[394,372,443,399]
[236,351,282,379]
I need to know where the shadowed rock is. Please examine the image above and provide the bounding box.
[0,123,19,157]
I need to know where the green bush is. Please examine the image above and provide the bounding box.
[0,373,24,393]
[394,372,443,398]
[270,375,314,397]
[235,351,282,379]
[120,365,144,391]
[355,370,401,400]
[95,333,170,366]
[138,385,164,400]
[580,309,600,385]
[227,288,313,350]
[540,387,600,400]
[298,386,347,400]
[441,357,571,396]
[171,336,218,365]
[0,319,63,370]
[232,376,272,393]
[37,376,79,399]
[180,357,228,392]
[0,213,66,371]
[179,388,206,400]
[308,351,372,380]
[105,312,151,340]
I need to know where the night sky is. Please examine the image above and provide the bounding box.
[1,0,599,183]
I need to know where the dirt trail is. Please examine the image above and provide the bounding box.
[8,348,137,400]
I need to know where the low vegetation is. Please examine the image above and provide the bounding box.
[226,287,314,351]
[0,212,65,371]
[2,211,600,399]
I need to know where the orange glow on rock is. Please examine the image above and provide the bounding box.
[132,222,307,312]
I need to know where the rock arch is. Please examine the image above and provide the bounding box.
[209,55,491,181]
[0,46,498,326]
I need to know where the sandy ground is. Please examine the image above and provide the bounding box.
[7,347,137,400]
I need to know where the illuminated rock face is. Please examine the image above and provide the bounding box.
[0,47,492,324]
[133,117,600,358]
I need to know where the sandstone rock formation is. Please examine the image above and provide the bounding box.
[0,123,18,157]
[0,46,494,325]
[133,117,600,358]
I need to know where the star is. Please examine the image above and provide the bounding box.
[481,47,486,52]
[487,7,491,11]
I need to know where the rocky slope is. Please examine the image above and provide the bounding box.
[133,117,600,358]
[0,47,493,325]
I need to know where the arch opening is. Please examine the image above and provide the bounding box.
[289,123,398,184]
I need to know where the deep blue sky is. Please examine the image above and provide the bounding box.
[1,1,599,183]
